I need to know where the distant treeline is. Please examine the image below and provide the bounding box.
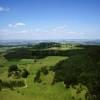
[4,44,100,61]
[4,48,84,60]
[4,49,84,60]
[4,42,62,60]
[32,42,61,49]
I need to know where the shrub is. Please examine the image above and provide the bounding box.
[21,69,29,78]
[8,65,18,73]
[41,67,48,75]
[34,70,41,82]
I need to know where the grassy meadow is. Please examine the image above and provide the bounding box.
[0,43,100,100]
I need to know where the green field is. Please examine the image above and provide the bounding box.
[0,56,86,100]
[0,43,100,100]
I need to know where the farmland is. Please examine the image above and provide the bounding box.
[0,42,100,100]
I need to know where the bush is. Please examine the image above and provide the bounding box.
[34,70,41,82]
[0,79,2,91]
[8,65,29,78]
[21,69,29,78]
[41,67,48,75]
[8,65,18,73]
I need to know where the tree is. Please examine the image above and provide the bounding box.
[21,69,29,78]
[8,65,21,78]
[8,65,18,73]
[0,79,2,91]
[41,67,48,75]
[34,70,41,83]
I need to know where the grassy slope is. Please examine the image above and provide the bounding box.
[0,56,86,100]
[0,44,87,100]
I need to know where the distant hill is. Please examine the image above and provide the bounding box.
[0,39,100,46]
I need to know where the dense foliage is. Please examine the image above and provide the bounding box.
[8,65,29,78]
[5,48,32,60]
[5,48,83,60]
[51,45,100,100]
[21,69,29,78]
[0,79,25,90]
[33,42,61,49]
[34,67,49,83]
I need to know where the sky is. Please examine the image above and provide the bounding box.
[0,0,100,40]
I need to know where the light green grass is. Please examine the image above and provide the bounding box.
[0,56,87,100]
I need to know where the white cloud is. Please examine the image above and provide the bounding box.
[15,22,25,26]
[51,25,67,33]
[49,25,85,35]
[8,24,13,27]
[67,31,84,34]
[8,22,25,28]
[0,25,86,40]
[35,28,40,32]
[0,6,10,12]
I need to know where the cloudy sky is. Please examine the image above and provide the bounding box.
[0,0,100,40]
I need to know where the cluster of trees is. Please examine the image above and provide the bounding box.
[4,48,32,60]
[4,42,61,60]
[4,42,83,60]
[34,66,48,83]
[51,45,100,99]
[33,42,61,49]
[5,49,71,60]
[0,79,25,91]
[8,65,29,78]
[5,49,75,60]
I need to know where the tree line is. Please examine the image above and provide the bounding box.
[51,45,100,100]
[0,79,25,91]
